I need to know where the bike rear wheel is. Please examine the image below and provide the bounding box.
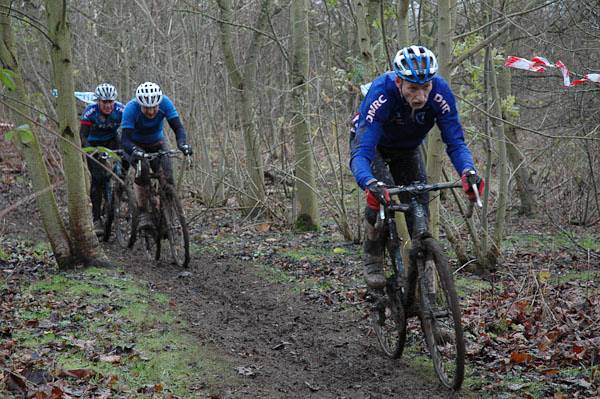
[161,187,190,268]
[372,245,407,359]
[417,237,465,390]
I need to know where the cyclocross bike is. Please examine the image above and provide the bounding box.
[98,149,136,247]
[85,148,135,247]
[128,149,190,268]
[370,179,481,390]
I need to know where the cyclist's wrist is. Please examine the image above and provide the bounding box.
[366,178,378,187]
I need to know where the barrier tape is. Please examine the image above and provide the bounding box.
[504,56,599,87]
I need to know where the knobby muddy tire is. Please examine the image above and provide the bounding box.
[102,180,115,242]
[417,237,465,391]
[161,186,190,268]
[114,183,136,248]
[372,245,407,359]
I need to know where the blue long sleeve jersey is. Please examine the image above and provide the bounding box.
[80,102,125,144]
[350,72,475,190]
[120,95,186,153]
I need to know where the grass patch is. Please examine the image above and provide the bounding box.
[257,264,296,285]
[499,373,546,398]
[455,276,493,297]
[282,248,324,262]
[505,232,600,252]
[15,267,236,397]
[553,270,600,285]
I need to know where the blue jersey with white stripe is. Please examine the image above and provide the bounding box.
[80,102,124,143]
[350,73,475,190]
[121,95,179,144]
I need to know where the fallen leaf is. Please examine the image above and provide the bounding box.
[59,368,96,379]
[508,382,530,391]
[234,366,255,377]
[50,386,64,398]
[510,352,532,363]
[537,270,550,284]
[106,374,119,388]
[541,368,560,375]
[255,223,271,233]
[305,381,320,392]
[5,371,27,393]
[98,354,121,363]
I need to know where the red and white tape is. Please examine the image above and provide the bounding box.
[504,56,599,87]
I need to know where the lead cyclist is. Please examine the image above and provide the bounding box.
[349,45,485,290]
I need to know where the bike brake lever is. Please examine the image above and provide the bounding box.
[471,183,483,208]
[374,204,385,229]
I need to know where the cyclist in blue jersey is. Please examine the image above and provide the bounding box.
[121,82,192,229]
[80,83,124,234]
[350,45,485,289]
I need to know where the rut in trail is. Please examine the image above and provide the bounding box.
[121,246,455,399]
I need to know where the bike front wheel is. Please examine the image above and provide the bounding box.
[161,187,190,268]
[372,246,407,359]
[101,179,115,242]
[112,183,136,248]
[417,237,465,390]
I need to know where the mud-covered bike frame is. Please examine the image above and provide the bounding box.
[371,179,481,391]
[128,149,191,268]
[85,147,135,246]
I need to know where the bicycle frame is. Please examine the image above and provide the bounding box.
[131,149,191,267]
[372,179,470,390]
[134,150,180,228]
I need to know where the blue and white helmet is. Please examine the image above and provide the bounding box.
[393,45,438,85]
[95,83,117,101]
[135,82,163,107]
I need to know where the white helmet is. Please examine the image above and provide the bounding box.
[393,45,438,85]
[95,83,117,101]
[135,82,163,107]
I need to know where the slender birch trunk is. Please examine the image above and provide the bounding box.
[0,0,71,267]
[45,0,109,266]
[427,0,454,238]
[487,53,508,267]
[291,0,319,230]
[216,0,269,217]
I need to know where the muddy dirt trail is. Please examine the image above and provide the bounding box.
[2,180,462,398]
[115,245,458,399]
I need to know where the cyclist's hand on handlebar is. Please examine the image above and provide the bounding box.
[366,181,390,209]
[131,147,146,162]
[461,169,484,202]
[178,143,193,156]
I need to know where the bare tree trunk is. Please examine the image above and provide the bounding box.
[291,0,319,230]
[0,1,71,266]
[497,6,536,216]
[426,0,454,239]
[354,0,376,78]
[397,0,410,46]
[45,0,109,267]
[216,0,268,217]
[487,51,508,267]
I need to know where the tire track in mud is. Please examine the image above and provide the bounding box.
[122,249,456,398]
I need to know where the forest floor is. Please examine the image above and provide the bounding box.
[1,149,600,398]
